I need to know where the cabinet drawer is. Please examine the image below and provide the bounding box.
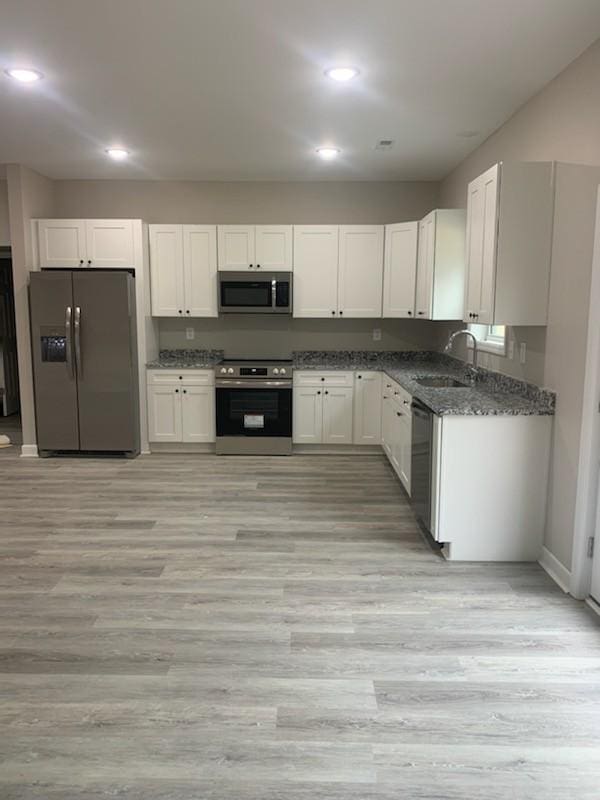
[147,369,215,386]
[294,371,354,387]
[383,377,412,412]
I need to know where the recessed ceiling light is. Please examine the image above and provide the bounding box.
[325,66,360,82]
[316,147,340,160]
[5,68,43,83]
[105,147,129,161]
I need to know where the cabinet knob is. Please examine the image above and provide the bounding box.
[331,310,335,315]
[79,259,84,265]
[249,264,254,269]
[407,310,412,316]
[178,309,182,314]
[383,395,388,399]
[339,310,343,316]
[186,310,190,314]
[324,390,329,395]
[183,389,187,394]
[321,377,325,381]
[417,311,424,316]
[317,390,321,395]
[256,264,260,269]
[175,389,179,393]
[396,411,403,417]
[87,260,92,265]
[179,376,183,380]
[357,375,362,379]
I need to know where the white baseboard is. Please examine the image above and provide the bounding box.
[538,545,572,593]
[585,596,600,617]
[20,444,39,458]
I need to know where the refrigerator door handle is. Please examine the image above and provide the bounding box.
[65,305,74,377]
[74,306,82,378]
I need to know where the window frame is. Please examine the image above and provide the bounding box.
[467,323,507,356]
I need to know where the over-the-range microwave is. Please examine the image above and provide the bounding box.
[218,271,292,314]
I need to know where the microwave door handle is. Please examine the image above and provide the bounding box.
[272,279,277,310]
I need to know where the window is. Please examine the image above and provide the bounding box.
[467,323,507,355]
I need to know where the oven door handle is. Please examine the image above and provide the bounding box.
[216,379,292,389]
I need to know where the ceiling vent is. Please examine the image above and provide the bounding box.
[374,139,395,151]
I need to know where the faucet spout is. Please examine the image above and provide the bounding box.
[444,329,478,369]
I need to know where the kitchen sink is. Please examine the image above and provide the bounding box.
[415,375,470,388]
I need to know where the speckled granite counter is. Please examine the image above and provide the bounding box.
[293,350,555,417]
[147,349,224,369]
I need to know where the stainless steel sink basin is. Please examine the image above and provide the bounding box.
[415,375,470,388]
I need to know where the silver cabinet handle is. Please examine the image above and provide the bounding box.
[74,306,82,378]
[65,306,74,377]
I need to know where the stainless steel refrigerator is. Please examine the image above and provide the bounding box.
[29,270,139,456]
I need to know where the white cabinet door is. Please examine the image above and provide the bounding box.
[147,384,182,442]
[85,220,135,267]
[382,222,418,318]
[322,386,354,444]
[181,385,215,443]
[381,391,394,459]
[38,220,86,268]
[293,226,339,318]
[293,386,323,443]
[398,411,412,494]
[353,371,382,445]
[415,212,436,319]
[183,225,218,317]
[464,164,499,324]
[338,225,384,318]
[217,225,255,270]
[255,226,293,271]
[149,225,185,317]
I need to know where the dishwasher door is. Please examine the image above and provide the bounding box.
[411,398,434,532]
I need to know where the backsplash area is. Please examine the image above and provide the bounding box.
[158,317,456,359]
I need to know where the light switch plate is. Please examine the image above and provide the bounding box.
[519,342,527,364]
[185,327,195,341]
[372,328,382,342]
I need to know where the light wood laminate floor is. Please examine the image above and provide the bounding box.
[0,449,599,799]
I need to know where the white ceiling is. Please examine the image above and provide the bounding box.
[1,0,600,181]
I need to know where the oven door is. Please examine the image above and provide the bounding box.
[216,381,292,438]
[218,272,291,314]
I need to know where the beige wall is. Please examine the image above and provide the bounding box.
[0,181,10,246]
[439,39,600,573]
[53,180,439,225]
[160,317,455,357]
[6,164,56,448]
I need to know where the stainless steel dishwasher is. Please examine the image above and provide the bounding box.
[411,398,434,533]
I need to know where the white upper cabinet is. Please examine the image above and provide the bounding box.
[415,209,466,321]
[38,219,135,269]
[293,225,384,318]
[382,222,418,318]
[293,225,339,318]
[217,225,293,271]
[338,226,384,318]
[84,220,135,267]
[183,225,218,317]
[217,225,255,270]
[38,220,87,268]
[464,161,554,326]
[149,224,217,317]
[254,226,293,271]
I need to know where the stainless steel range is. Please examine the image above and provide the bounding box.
[215,359,293,455]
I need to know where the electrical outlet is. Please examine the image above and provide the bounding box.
[185,327,195,341]
[519,342,527,364]
[508,340,515,360]
[372,328,382,342]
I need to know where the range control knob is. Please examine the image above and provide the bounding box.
[220,367,227,374]
[273,368,279,375]
[227,367,234,374]
[280,368,286,375]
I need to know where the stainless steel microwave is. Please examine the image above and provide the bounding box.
[218,271,292,314]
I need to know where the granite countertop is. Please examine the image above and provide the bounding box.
[293,351,556,417]
[147,349,224,369]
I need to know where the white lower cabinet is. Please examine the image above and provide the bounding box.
[147,371,215,444]
[381,377,412,495]
[353,372,382,444]
[293,372,354,445]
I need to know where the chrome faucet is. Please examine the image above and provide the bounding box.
[444,329,478,369]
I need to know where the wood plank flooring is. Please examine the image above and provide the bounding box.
[0,448,599,799]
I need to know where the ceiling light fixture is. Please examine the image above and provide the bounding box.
[105,147,129,161]
[316,147,340,160]
[5,67,43,83]
[325,66,360,82]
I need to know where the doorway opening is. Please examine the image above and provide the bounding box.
[0,247,21,447]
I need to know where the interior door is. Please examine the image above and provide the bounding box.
[338,226,384,317]
[38,220,86,268]
[29,271,79,450]
[149,225,185,316]
[293,226,339,317]
[0,258,19,415]
[415,213,435,319]
[183,225,218,317]
[382,222,418,318]
[73,271,139,452]
[255,226,293,271]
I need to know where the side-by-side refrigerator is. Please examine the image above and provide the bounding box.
[29,270,139,457]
